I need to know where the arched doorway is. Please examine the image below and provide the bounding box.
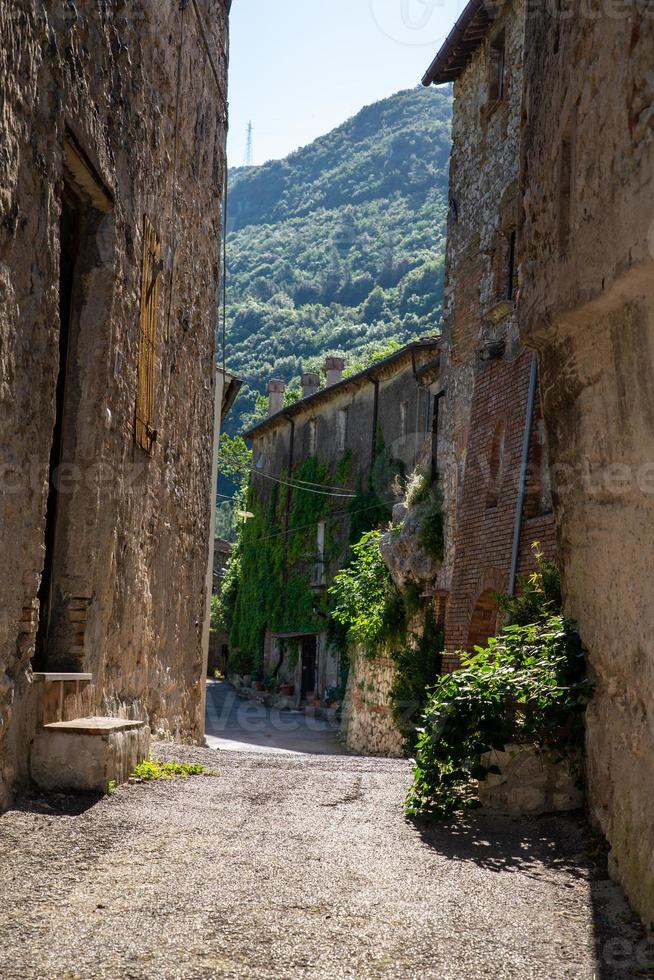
[467,589,499,652]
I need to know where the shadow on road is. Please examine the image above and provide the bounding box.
[413,813,649,979]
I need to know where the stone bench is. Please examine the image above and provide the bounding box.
[31,717,150,794]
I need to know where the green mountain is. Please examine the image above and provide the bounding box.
[224,85,452,436]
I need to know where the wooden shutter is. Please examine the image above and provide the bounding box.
[136,216,161,453]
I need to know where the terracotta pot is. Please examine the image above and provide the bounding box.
[280,683,294,697]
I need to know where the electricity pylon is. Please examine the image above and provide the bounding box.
[244,121,254,167]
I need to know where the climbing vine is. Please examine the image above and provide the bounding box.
[329,527,444,751]
[405,551,592,819]
[225,457,331,674]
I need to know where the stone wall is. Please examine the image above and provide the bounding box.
[341,648,404,758]
[0,0,229,808]
[519,1,654,924]
[433,0,556,665]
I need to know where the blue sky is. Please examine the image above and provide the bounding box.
[227,0,463,166]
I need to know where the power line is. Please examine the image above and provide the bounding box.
[250,469,356,497]
[222,460,358,496]
[240,496,396,545]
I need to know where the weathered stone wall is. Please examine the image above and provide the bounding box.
[341,648,404,758]
[434,0,556,664]
[0,0,229,808]
[520,0,654,924]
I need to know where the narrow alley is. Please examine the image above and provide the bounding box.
[0,692,644,980]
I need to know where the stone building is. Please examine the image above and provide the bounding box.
[238,341,441,704]
[519,0,654,924]
[208,536,233,676]
[422,0,556,669]
[0,0,231,805]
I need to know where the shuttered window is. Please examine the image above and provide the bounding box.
[136,216,161,453]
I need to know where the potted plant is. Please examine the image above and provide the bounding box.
[280,682,294,697]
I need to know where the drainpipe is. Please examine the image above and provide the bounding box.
[370,378,380,466]
[432,389,446,484]
[275,415,295,680]
[508,352,538,596]
[283,415,295,553]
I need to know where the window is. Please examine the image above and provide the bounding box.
[136,215,161,453]
[337,408,348,454]
[505,228,517,300]
[314,520,326,587]
[488,31,506,104]
[493,227,518,303]
[486,419,506,508]
[308,418,317,456]
[399,401,409,442]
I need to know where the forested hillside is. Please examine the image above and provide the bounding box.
[224,85,452,436]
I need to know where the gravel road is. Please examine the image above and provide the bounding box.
[0,741,645,980]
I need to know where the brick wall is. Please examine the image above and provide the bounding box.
[444,351,556,657]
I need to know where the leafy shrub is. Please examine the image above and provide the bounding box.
[329,530,406,656]
[417,490,444,562]
[497,543,562,625]
[405,615,590,819]
[389,608,444,752]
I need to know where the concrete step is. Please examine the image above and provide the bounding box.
[31,717,150,794]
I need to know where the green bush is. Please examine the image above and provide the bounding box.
[405,615,590,819]
[389,608,444,752]
[497,543,562,625]
[329,530,406,656]
[417,490,444,562]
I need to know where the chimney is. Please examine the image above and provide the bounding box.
[267,379,285,416]
[325,356,345,387]
[301,372,320,399]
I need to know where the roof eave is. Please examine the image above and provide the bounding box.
[422,0,494,87]
[243,338,441,441]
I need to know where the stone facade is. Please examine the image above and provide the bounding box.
[0,0,230,808]
[340,648,404,758]
[423,0,557,669]
[519,0,654,924]
[243,341,441,702]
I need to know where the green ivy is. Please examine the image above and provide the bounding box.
[329,530,406,656]
[389,608,444,752]
[405,551,591,819]
[225,456,351,675]
[329,526,446,755]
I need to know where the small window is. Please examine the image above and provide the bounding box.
[308,418,317,456]
[505,229,517,300]
[486,419,506,509]
[136,215,161,454]
[314,520,326,586]
[488,31,506,104]
[337,408,348,454]
[494,228,518,303]
[399,401,409,442]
